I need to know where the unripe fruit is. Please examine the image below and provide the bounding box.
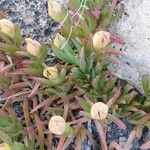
[49,116,66,135]
[93,31,110,49]
[43,67,58,80]
[0,19,15,38]
[25,38,41,57]
[91,102,108,120]
[0,143,11,150]
[54,33,66,49]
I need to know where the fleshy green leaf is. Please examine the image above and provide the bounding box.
[14,142,26,150]
[38,44,48,63]
[0,131,14,148]
[76,96,91,113]
[0,31,13,44]
[14,27,22,46]
[0,42,21,54]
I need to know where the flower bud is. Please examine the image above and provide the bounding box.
[93,31,110,49]
[54,33,66,49]
[0,143,11,150]
[0,19,15,38]
[25,38,41,57]
[49,116,66,135]
[91,102,108,120]
[43,67,58,80]
[48,0,66,22]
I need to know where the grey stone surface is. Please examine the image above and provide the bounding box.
[110,0,150,93]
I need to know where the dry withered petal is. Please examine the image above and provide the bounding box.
[91,102,109,120]
[93,31,111,49]
[43,67,58,80]
[25,38,41,57]
[54,33,66,49]
[0,19,15,38]
[48,116,66,135]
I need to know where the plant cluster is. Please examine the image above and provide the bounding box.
[0,0,150,150]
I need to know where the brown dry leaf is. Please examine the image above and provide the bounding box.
[48,133,53,150]
[21,60,33,66]
[0,109,10,119]
[62,136,74,150]
[69,102,81,110]
[8,82,29,90]
[63,100,69,120]
[27,126,37,140]
[56,135,67,150]
[138,113,150,125]
[23,98,31,127]
[109,141,121,150]
[2,98,11,110]
[27,82,40,98]
[30,95,59,113]
[107,86,121,107]
[94,120,107,150]
[0,61,5,69]
[0,52,6,61]
[107,114,126,130]
[69,118,88,125]
[7,69,24,76]
[140,140,150,150]
[123,130,138,150]
[0,63,14,75]
[35,114,45,150]
[1,91,30,100]
[105,48,125,56]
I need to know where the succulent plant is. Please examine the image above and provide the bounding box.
[0,0,149,150]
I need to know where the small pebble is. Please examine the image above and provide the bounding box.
[119,137,127,148]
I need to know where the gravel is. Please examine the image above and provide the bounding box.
[0,0,58,42]
[92,118,149,150]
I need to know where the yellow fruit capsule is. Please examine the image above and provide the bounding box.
[43,67,58,80]
[48,116,66,135]
[48,0,66,22]
[0,19,15,38]
[25,38,41,57]
[93,31,110,49]
[0,143,11,150]
[91,102,109,120]
[54,33,66,49]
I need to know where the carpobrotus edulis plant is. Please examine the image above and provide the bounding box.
[0,0,149,150]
